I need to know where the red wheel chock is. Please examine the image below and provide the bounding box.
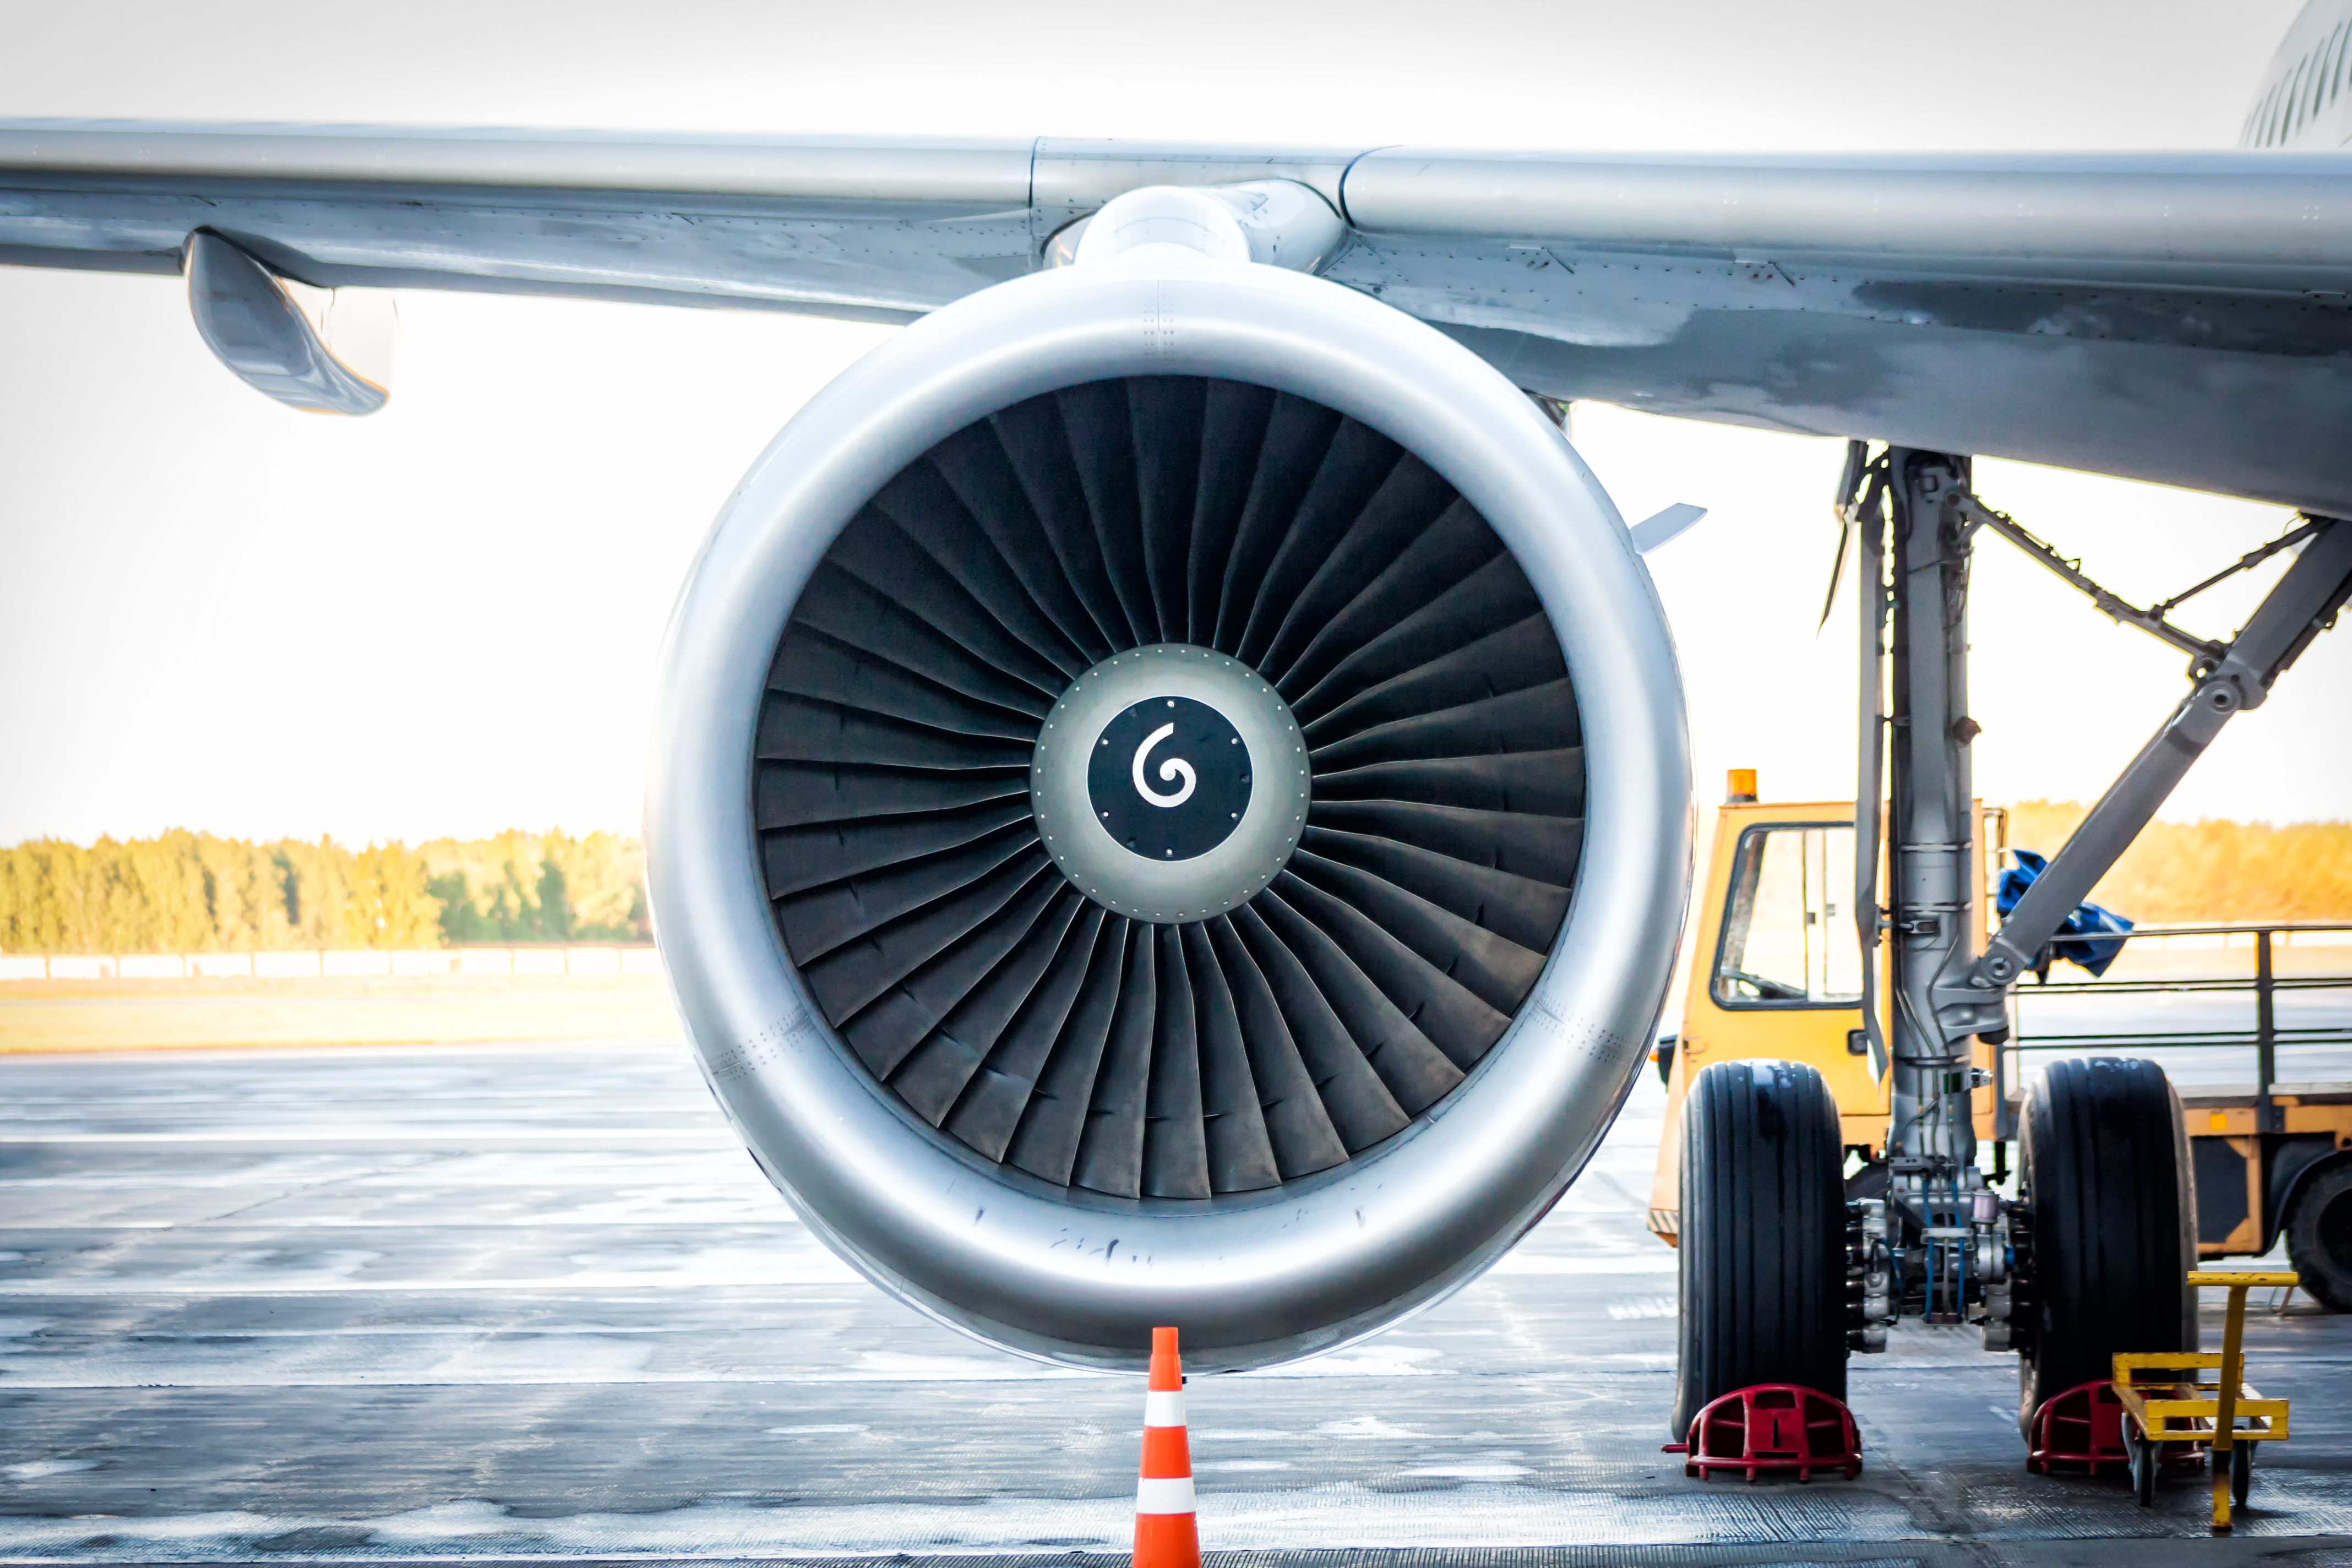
[1662,1385,1863,1482]
[2026,1378,2130,1476]
[2026,1376,2208,1477]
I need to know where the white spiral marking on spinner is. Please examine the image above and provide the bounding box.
[1130,723,1197,808]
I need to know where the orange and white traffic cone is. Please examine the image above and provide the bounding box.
[1134,1326,1200,1567]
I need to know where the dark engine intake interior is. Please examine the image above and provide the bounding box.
[754,375,1586,1202]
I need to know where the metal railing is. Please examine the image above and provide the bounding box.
[2008,922,2352,1133]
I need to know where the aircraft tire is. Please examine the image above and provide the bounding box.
[2283,1158,2352,1313]
[1672,1058,1848,1438]
[2018,1058,2196,1435]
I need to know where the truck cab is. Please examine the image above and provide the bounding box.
[1646,776,2005,1243]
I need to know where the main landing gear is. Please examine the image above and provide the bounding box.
[1672,445,2351,1465]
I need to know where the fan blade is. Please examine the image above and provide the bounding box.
[757,693,1031,772]
[1213,394,1344,653]
[1130,375,1207,644]
[1253,886,1464,1114]
[1311,748,1586,818]
[1256,454,1459,685]
[787,562,1058,716]
[1307,680,1578,775]
[799,847,1050,1027]
[769,625,1039,738]
[1186,380,1276,646]
[1287,848,1547,1016]
[950,903,1104,1162]
[1284,551,1541,716]
[891,889,1086,1125]
[1183,922,1283,1193]
[1298,825,1568,954]
[929,423,1119,671]
[763,799,1035,899]
[775,818,1038,961]
[1307,798,1582,888]
[1235,418,1402,667]
[1227,903,1411,1148]
[1142,923,1211,1199]
[1273,869,1511,1070]
[870,460,1092,678]
[1072,920,1158,1198]
[823,511,1075,698]
[1299,613,1561,745]
[840,864,1063,1079]
[754,760,1028,831]
[1005,914,1129,1187]
[988,396,1128,659]
[1277,499,1500,700]
[1054,380,1156,647]
[1205,916,1349,1177]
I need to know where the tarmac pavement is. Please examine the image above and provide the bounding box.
[3,1041,2349,1564]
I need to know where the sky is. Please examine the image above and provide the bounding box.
[2,0,2342,850]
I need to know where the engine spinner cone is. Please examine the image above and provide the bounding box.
[1033,644,1307,924]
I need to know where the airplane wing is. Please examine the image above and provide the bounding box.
[6,121,2351,514]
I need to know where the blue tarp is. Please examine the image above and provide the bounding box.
[1995,848,2135,978]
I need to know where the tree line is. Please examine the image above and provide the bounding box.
[4,807,2344,955]
[0,830,649,954]
[2006,802,2352,924]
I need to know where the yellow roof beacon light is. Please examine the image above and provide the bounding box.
[1726,768,1758,804]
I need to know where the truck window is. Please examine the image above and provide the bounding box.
[1712,825,1863,1008]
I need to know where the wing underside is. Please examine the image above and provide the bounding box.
[6,122,2351,514]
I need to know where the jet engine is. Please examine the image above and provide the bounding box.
[646,231,1691,1371]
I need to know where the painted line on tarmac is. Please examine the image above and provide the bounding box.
[0,1484,1923,1558]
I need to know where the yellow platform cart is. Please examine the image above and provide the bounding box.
[2112,1270,2297,1531]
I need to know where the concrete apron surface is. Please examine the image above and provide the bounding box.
[2,1043,2349,1564]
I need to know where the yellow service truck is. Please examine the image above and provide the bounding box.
[1648,777,2352,1313]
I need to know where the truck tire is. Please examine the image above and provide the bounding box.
[2018,1058,2196,1434]
[2283,1158,2352,1313]
[1673,1058,1848,1437]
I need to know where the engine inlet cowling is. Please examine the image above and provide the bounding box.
[647,253,1690,1371]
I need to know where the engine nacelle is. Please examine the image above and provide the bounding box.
[646,251,1690,1371]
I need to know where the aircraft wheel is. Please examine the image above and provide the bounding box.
[1673,1058,1847,1436]
[2283,1158,2352,1313]
[2018,1058,2195,1434]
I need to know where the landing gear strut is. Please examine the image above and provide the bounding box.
[1852,451,2349,1434]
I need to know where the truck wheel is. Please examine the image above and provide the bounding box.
[2018,1058,2196,1435]
[1673,1058,1848,1436]
[2283,1159,2352,1313]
